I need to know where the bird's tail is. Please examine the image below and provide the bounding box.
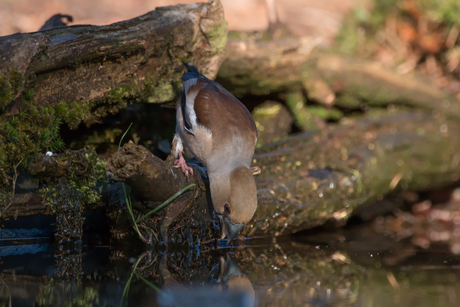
[182,62,200,73]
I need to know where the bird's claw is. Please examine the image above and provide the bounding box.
[174,157,194,178]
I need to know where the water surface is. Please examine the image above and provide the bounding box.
[1,225,459,307]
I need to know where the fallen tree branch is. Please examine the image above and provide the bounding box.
[217,37,460,119]
[104,110,460,238]
[0,0,227,126]
[247,111,460,237]
[106,141,191,203]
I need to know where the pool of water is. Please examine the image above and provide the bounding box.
[1,225,459,307]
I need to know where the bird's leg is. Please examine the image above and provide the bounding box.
[171,134,194,178]
[173,150,194,178]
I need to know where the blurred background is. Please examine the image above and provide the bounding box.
[1,0,361,41]
[2,0,460,99]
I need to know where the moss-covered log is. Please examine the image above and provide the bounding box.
[0,0,227,124]
[106,142,191,204]
[217,37,460,119]
[247,111,460,237]
[0,0,227,201]
[7,110,459,242]
[105,142,216,245]
[104,110,460,239]
[2,148,107,242]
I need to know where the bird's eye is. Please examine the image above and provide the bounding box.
[224,203,231,215]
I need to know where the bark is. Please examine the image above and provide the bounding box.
[106,142,190,203]
[0,0,227,124]
[105,142,213,245]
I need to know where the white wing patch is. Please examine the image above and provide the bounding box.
[185,90,200,130]
[182,78,198,133]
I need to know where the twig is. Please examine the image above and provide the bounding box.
[0,159,23,218]
[135,183,196,223]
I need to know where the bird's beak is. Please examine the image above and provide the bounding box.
[219,254,243,282]
[219,215,244,242]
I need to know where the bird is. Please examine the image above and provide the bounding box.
[172,62,258,242]
[215,254,255,305]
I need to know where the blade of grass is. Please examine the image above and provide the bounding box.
[118,122,133,151]
[119,254,144,307]
[135,183,195,223]
[134,272,162,292]
[122,182,146,241]
[118,122,149,242]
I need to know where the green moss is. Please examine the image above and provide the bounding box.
[55,100,91,129]
[0,70,24,111]
[307,106,344,121]
[40,148,107,211]
[285,91,324,131]
[206,19,228,53]
[77,73,180,127]
[146,79,175,103]
[0,92,65,196]
[38,148,106,241]
[109,84,135,105]
[0,76,12,110]
[0,66,180,197]
[9,70,23,93]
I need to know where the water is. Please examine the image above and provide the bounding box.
[1,225,459,307]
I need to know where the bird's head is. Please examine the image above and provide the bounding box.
[215,254,255,303]
[211,166,257,242]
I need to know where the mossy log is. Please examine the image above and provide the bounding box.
[217,37,460,119]
[105,110,460,239]
[246,111,460,237]
[106,142,190,204]
[9,110,458,242]
[0,0,227,125]
[105,142,216,245]
[2,148,106,243]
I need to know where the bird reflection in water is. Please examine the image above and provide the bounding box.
[157,253,255,307]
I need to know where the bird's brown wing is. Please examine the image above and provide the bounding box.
[192,79,257,145]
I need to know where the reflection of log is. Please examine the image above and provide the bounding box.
[105,111,460,238]
[0,0,226,124]
[217,38,460,118]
